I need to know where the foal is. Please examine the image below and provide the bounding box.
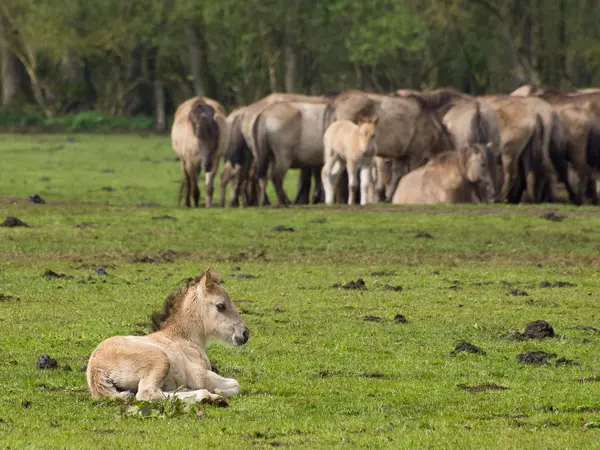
[322,116,379,205]
[86,269,249,404]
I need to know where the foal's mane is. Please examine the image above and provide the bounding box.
[149,273,205,332]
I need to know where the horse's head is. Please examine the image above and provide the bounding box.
[463,143,496,201]
[194,269,249,346]
[189,102,220,173]
[357,115,379,156]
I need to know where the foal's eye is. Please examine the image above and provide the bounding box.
[216,303,226,312]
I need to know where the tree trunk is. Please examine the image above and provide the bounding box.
[154,79,166,132]
[283,0,299,93]
[0,16,23,107]
[186,24,204,96]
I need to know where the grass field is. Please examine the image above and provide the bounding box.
[1,133,600,449]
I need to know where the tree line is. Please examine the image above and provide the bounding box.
[1,0,599,130]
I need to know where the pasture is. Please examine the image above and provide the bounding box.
[1,133,600,449]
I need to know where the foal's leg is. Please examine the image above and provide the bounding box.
[322,157,344,205]
[359,164,373,206]
[347,161,358,205]
[135,356,170,402]
[203,371,241,398]
[164,389,227,405]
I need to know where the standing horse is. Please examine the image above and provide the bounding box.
[322,117,379,205]
[86,269,249,403]
[172,97,229,208]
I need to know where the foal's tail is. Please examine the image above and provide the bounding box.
[87,365,132,400]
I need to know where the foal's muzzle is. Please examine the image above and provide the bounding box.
[233,327,250,346]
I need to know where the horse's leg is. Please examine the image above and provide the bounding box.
[135,356,170,402]
[294,167,311,205]
[347,161,358,205]
[322,158,343,205]
[219,161,233,207]
[205,170,216,208]
[164,389,227,405]
[374,157,387,202]
[359,164,373,206]
[587,175,599,205]
[203,371,241,398]
[182,165,193,208]
[270,158,291,206]
[312,166,325,204]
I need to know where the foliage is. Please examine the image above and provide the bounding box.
[119,397,205,420]
[2,0,600,116]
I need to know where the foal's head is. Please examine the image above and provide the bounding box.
[152,269,249,346]
[357,115,379,155]
[462,143,496,201]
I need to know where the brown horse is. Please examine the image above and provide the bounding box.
[392,144,496,205]
[512,87,600,204]
[252,101,330,206]
[171,97,228,208]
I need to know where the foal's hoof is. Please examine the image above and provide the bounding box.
[200,394,229,408]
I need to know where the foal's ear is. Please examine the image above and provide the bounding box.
[201,268,221,292]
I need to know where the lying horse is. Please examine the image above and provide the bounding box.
[392,144,496,204]
[86,269,249,403]
[322,116,379,205]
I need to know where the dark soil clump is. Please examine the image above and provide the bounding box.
[415,231,434,239]
[1,216,29,227]
[394,314,408,324]
[539,281,576,288]
[516,351,556,365]
[0,294,20,302]
[43,270,72,280]
[272,225,295,232]
[451,341,486,356]
[152,215,177,221]
[523,320,555,339]
[101,186,115,192]
[36,355,58,369]
[569,325,599,333]
[363,315,382,322]
[540,212,565,222]
[229,273,257,279]
[458,384,509,392]
[371,271,397,276]
[134,255,157,264]
[384,284,403,291]
[556,357,580,367]
[507,289,528,296]
[75,222,95,229]
[333,278,366,290]
[95,267,109,276]
[29,194,46,204]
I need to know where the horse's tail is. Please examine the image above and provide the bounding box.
[253,111,271,180]
[86,364,132,400]
[471,102,490,145]
[322,102,337,132]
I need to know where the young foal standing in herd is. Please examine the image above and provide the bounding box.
[86,270,249,404]
[322,116,379,205]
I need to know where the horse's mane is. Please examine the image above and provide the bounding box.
[189,100,220,151]
[149,273,206,332]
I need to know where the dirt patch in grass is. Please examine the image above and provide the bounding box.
[1,216,30,227]
[458,384,509,392]
[451,341,486,356]
[516,351,556,365]
[43,270,72,280]
[0,294,20,302]
[539,281,577,288]
[333,278,366,290]
[523,320,555,339]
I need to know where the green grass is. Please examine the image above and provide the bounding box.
[1,134,600,449]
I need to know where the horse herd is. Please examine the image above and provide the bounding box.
[171,85,600,209]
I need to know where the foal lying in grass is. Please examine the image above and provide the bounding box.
[86,269,249,404]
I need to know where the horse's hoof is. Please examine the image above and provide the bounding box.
[201,394,229,407]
